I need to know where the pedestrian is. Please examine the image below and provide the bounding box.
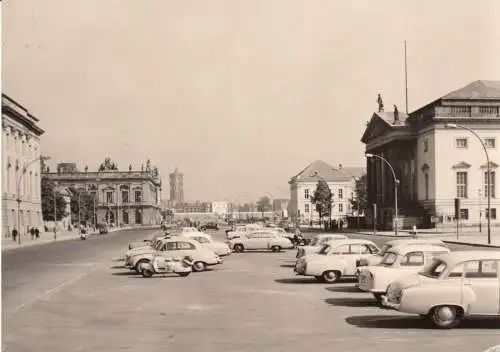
[12,228,18,242]
[339,220,344,232]
[53,226,57,240]
[35,227,40,239]
[30,227,35,240]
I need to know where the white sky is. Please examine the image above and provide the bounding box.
[3,0,500,202]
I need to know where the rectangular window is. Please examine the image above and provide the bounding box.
[485,208,497,220]
[122,191,129,203]
[484,138,496,148]
[424,173,429,200]
[451,106,471,116]
[456,172,468,198]
[455,138,468,148]
[106,191,113,204]
[423,139,428,152]
[459,208,469,220]
[479,106,499,115]
[304,204,309,213]
[338,189,343,199]
[304,189,309,199]
[135,191,142,203]
[339,204,343,213]
[484,171,496,198]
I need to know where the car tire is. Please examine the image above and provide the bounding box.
[134,259,150,273]
[178,272,190,277]
[192,261,206,272]
[141,269,154,278]
[322,270,340,283]
[428,305,462,329]
[233,244,244,253]
[271,245,281,252]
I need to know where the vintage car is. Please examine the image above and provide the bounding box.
[295,239,380,283]
[296,234,348,258]
[179,232,231,256]
[199,222,219,231]
[128,231,172,250]
[125,237,222,273]
[226,224,263,239]
[357,244,450,301]
[228,230,294,252]
[382,251,500,329]
[356,238,446,268]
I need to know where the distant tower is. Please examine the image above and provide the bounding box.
[169,168,184,203]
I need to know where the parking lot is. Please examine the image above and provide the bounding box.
[2,228,500,352]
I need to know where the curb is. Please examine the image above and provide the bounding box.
[443,240,500,249]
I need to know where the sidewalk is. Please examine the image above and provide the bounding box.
[345,230,500,248]
[1,226,142,252]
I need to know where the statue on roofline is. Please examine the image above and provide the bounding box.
[377,93,384,113]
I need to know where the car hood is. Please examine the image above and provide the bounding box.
[387,273,436,294]
[300,245,321,253]
[126,247,154,257]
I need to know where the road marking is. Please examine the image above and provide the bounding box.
[5,265,99,319]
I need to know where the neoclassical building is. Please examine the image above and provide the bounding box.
[42,158,163,226]
[362,80,500,230]
[2,94,45,236]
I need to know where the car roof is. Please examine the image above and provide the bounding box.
[388,244,450,255]
[435,251,500,266]
[386,238,444,246]
[326,239,376,247]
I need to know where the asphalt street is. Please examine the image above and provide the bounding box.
[2,228,500,352]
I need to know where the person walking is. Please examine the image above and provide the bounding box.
[35,227,40,239]
[12,228,18,242]
[53,226,57,240]
[30,227,35,240]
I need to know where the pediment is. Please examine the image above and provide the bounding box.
[480,161,499,169]
[452,161,471,169]
[361,114,392,143]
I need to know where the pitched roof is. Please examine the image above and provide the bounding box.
[442,80,500,100]
[374,111,409,127]
[290,160,365,183]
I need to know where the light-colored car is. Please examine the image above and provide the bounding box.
[226,224,263,239]
[180,233,232,256]
[294,239,379,283]
[125,237,222,273]
[356,238,446,268]
[296,234,348,258]
[358,244,450,301]
[382,251,500,329]
[228,230,294,252]
[128,232,171,250]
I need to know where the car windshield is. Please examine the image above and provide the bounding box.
[419,259,447,278]
[318,244,331,255]
[380,252,398,266]
[378,244,393,257]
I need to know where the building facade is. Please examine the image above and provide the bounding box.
[273,198,290,218]
[288,160,365,223]
[174,201,212,213]
[212,201,229,216]
[169,168,184,203]
[2,94,45,236]
[42,158,162,226]
[361,80,500,230]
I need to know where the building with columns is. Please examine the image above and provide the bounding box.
[362,80,500,230]
[288,160,365,223]
[2,94,45,236]
[42,158,162,226]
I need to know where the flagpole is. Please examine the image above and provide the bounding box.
[404,40,408,114]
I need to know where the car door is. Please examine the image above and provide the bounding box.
[243,233,259,250]
[463,260,500,315]
[160,241,178,259]
[344,244,366,275]
[329,244,351,272]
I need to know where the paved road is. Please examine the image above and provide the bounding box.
[3,229,500,352]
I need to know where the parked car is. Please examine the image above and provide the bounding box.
[356,238,446,268]
[128,232,172,250]
[382,251,500,329]
[296,234,348,258]
[226,224,263,239]
[228,230,294,252]
[358,244,450,301]
[180,232,231,256]
[125,237,222,273]
[199,222,219,231]
[294,239,379,283]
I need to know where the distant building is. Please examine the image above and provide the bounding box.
[175,201,212,213]
[288,160,365,223]
[212,201,229,215]
[2,94,45,236]
[273,198,290,217]
[361,80,500,229]
[42,158,162,226]
[169,168,184,203]
[56,163,78,174]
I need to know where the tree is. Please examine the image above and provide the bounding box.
[256,196,271,216]
[41,178,68,221]
[350,174,367,215]
[311,179,333,225]
[69,187,96,225]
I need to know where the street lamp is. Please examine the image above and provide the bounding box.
[365,153,400,236]
[332,165,361,231]
[445,123,492,244]
[16,155,51,244]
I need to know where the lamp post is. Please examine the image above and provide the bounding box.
[445,123,492,244]
[332,165,361,231]
[16,156,51,244]
[365,153,400,236]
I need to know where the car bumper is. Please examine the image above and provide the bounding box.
[381,295,400,310]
